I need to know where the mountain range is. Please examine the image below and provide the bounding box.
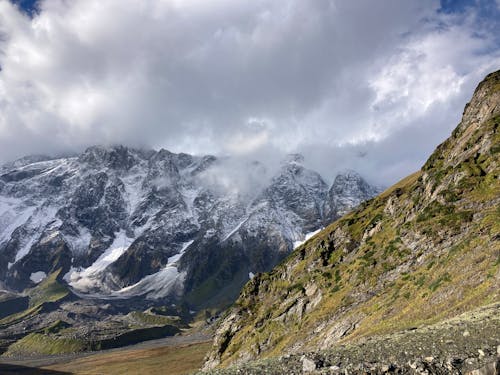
[0,147,379,312]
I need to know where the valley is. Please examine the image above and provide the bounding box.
[0,332,211,374]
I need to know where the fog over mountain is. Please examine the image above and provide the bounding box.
[0,0,499,186]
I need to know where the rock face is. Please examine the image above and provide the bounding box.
[203,71,500,369]
[200,303,500,374]
[0,145,379,310]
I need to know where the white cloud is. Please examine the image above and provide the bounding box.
[0,0,498,185]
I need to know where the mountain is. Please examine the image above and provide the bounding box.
[0,147,379,312]
[203,71,500,373]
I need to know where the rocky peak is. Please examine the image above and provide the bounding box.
[175,152,196,170]
[330,169,377,196]
[324,169,380,221]
[422,69,499,194]
[79,145,138,170]
[460,70,500,135]
[147,149,181,184]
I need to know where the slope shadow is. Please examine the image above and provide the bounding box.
[0,363,71,374]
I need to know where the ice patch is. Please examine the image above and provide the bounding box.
[30,271,47,284]
[67,230,132,292]
[293,228,323,249]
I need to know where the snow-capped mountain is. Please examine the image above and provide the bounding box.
[0,146,380,309]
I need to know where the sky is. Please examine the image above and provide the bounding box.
[0,0,499,185]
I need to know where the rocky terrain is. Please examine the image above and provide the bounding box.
[202,71,500,373]
[201,303,500,374]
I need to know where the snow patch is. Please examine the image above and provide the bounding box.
[122,172,146,215]
[0,197,36,247]
[167,240,194,264]
[30,271,47,284]
[222,217,249,242]
[293,228,323,249]
[180,187,200,221]
[67,230,132,292]
[14,237,37,263]
[63,227,92,255]
[13,205,59,263]
[249,272,255,279]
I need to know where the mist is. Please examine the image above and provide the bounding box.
[0,0,499,186]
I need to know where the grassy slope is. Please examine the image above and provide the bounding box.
[206,71,500,367]
[0,269,69,328]
[1,272,83,356]
[44,341,212,375]
[27,269,69,308]
[7,333,88,356]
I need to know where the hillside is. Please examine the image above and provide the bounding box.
[203,70,500,371]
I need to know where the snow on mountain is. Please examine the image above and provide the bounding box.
[65,230,133,293]
[0,146,380,308]
[293,228,323,249]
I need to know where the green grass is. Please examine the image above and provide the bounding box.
[27,269,70,308]
[6,333,88,356]
[128,311,181,326]
[44,341,212,375]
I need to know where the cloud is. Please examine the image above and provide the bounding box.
[0,0,499,186]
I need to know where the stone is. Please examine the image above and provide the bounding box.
[301,356,317,372]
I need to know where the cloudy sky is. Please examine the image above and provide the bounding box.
[0,0,499,185]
